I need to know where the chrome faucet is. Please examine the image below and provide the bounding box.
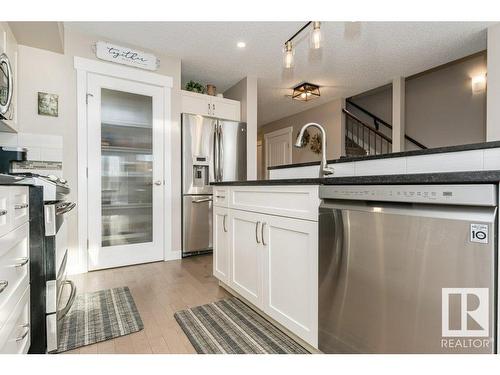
[294,122,334,177]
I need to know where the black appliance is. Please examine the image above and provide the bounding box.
[0,146,27,174]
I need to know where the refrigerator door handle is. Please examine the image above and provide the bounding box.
[213,123,219,182]
[218,124,224,181]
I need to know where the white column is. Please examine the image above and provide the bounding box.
[245,76,258,180]
[392,77,406,152]
[487,23,500,141]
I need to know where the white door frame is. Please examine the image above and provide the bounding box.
[264,126,293,175]
[75,57,173,273]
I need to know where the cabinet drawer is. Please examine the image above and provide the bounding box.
[229,185,320,221]
[0,287,30,354]
[213,187,229,207]
[0,187,12,238]
[11,187,29,229]
[0,222,29,330]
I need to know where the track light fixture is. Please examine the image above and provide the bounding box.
[282,21,323,69]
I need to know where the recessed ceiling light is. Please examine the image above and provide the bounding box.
[237,41,246,48]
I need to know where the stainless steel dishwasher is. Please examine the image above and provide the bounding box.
[318,184,497,354]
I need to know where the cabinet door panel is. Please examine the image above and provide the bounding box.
[262,214,318,347]
[229,210,261,308]
[211,97,240,121]
[181,92,210,116]
[213,207,229,283]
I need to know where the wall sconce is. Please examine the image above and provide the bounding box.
[471,74,487,94]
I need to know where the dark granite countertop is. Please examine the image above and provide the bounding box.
[0,174,28,185]
[211,170,500,186]
[268,140,500,170]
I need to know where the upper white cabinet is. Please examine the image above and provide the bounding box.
[0,22,18,133]
[181,90,241,121]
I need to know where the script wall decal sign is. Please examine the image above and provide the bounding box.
[95,41,159,71]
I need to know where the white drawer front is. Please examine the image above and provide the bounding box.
[0,223,30,330]
[213,187,229,207]
[0,287,30,354]
[11,187,29,229]
[0,187,13,238]
[229,185,320,221]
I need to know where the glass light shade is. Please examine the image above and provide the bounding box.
[283,41,294,69]
[471,74,487,94]
[310,22,322,49]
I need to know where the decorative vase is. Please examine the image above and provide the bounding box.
[206,84,217,96]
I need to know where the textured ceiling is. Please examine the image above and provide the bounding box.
[65,22,492,126]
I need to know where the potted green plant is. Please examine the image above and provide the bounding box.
[185,80,206,94]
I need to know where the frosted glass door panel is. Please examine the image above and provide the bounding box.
[100,89,153,247]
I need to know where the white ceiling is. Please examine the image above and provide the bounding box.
[65,22,493,126]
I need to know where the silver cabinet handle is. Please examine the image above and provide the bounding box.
[58,280,77,320]
[212,103,216,114]
[15,257,29,268]
[0,280,8,294]
[15,203,29,210]
[154,180,162,186]
[261,222,267,246]
[215,195,226,199]
[255,221,261,244]
[223,214,227,232]
[193,197,213,203]
[0,209,7,216]
[16,324,30,342]
[208,103,211,115]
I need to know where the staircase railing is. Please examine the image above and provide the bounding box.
[343,109,393,155]
[345,99,427,150]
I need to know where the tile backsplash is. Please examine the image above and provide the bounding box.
[0,132,63,162]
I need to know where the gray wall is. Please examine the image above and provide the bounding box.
[350,52,487,149]
[258,98,343,174]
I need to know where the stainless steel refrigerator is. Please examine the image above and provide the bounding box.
[181,113,247,256]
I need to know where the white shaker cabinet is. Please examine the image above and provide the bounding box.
[213,185,319,348]
[0,186,30,354]
[228,209,262,308]
[213,206,230,284]
[181,90,241,121]
[261,214,318,346]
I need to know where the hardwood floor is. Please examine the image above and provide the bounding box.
[63,254,230,354]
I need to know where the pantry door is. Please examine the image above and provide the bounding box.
[87,73,165,271]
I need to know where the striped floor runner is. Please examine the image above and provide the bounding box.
[174,298,309,354]
[57,286,143,353]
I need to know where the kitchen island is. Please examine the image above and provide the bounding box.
[211,169,500,353]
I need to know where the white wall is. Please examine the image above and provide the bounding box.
[223,76,258,180]
[487,23,500,141]
[15,29,181,273]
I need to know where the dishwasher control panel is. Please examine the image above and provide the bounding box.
[319,184,497,206]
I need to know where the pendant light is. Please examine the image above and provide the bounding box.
[283,41,294,69]
[310,21,322,50]
[282,22,323,70]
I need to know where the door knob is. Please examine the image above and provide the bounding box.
[154,180,162,186]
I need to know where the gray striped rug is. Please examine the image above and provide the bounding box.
[57,286,143,353]
[174,298,309,354]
